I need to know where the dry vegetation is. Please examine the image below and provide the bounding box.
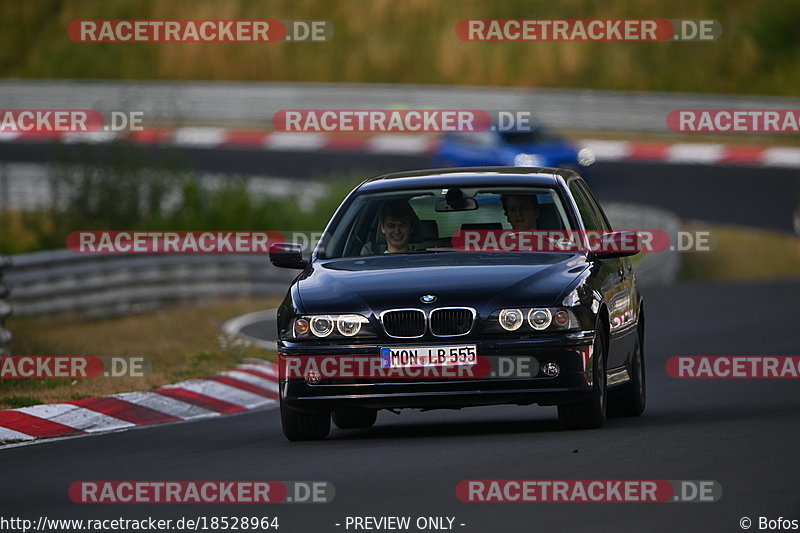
[0,0,798,95]
[0,298,278,408]
[679,224,800,280]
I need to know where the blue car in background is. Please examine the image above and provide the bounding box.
[432,126,596,177]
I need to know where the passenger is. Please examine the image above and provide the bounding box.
[501,194,540,230]
[379,199,416,253]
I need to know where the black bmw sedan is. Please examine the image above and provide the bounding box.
[270,167,645,441]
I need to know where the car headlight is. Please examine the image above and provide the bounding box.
[527,308,552,330]
[336,314,364,336]
[578,147,596,167]
[293,314,373,339]
[499,308,524,331]
[514,153,544,167]
[492,307,580,333]
[309,315,334,337]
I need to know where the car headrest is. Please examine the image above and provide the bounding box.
[536,203,564,231]
[418,219,439,240]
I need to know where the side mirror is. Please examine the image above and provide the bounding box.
[269,242,308,269]
[592,231,641,259]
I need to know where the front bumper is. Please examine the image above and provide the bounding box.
[279,332,595,412]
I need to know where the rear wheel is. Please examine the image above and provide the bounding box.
[558,328,607,429]
[280,401,330,441]
[332,407,378,429]
[608,320,646,417]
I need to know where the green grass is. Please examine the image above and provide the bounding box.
[1,0,799,95]
[0,396,42,408]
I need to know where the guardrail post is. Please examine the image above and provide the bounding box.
[0,253,11,355]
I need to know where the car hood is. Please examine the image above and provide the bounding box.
[295,253,589,316]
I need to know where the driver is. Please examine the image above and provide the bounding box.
[379,199,416,253]
[501,194,540,230]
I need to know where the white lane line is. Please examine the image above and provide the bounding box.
[265,132,326,151]
[762,147,800,167]
[221,370,279,391]
[112,391,219,420]
[667,143,724,164]
[0,426,36,441]
[0,132,22,142]
[222,309,276,337]
[578,139,631,161]
[237,363,278,379]
[172,127,227,147]
[61,131,120,144]
[159,380,272,408]
[16,404,134,432]
[368,135,433,154]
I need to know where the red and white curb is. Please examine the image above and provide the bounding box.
[0,358,277,445]
[2,127,800,167]
[580,139,800,167]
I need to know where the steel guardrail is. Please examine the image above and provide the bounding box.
[2,80,799,133]
[0,254,11,354]
[3,250,295,319]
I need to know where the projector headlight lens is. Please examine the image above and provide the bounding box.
[293,314,373,339]
[309,315,334,337]
[491,307,579,333]
[528,308,553,330]
[499,308,524,331]
[336,315,364,336]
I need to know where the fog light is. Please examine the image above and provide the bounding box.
[542,362,560,377]
[305,370,321,384]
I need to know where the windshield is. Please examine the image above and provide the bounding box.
[318,185,575,259]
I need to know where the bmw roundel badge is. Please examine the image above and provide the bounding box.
[420,294,437,304]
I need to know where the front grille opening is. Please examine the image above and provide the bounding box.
[430,308,473,336]
[382,309,426,337]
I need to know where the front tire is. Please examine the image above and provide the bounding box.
[280,401,330,441]
[608,321,646,417]
[332,407,378,429]
[558,328,607,429]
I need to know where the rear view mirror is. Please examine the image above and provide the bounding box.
[435,198,478,212]
[269,242,308,269]
[435,187,478,212]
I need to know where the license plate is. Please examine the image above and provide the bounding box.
[380,345,477,369]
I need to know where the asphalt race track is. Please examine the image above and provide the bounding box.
[1,141,798,233]
[2,280,798,533]
[2,143,798,531]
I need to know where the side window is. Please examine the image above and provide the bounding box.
[578,181,611,232]
[568,181,602,231]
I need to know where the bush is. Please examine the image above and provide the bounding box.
[0,146,367,254]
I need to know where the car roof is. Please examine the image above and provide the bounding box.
[358,166,574,192]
